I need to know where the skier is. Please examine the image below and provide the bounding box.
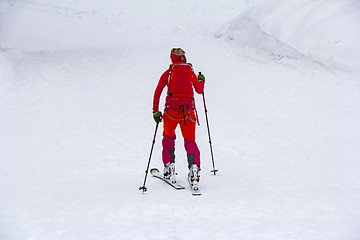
[152,48,205,189]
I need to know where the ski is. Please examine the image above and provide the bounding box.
[188,178,202,196]
[150,168,185,190]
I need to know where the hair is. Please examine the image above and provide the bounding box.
[171,48,187,62]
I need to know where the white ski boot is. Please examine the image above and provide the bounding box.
[188,164,200,191]
[163,162,176,183]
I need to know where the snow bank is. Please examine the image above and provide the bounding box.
[217,0,360,72]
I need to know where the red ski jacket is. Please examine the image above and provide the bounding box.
[153,59,204,112]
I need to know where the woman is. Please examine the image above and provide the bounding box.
[152,48,205,189]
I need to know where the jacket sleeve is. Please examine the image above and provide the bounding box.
[153,69,170,112]
[191,72,204,94]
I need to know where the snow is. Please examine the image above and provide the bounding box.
[1,0,360,239]
[216,0,360,74]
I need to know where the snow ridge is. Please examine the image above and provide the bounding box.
[216,0,360,75]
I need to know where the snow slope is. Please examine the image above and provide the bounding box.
[1,0,360,239]
[216,0,360,75]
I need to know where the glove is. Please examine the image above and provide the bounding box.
[153,111,163,123]
[198,73,205,82]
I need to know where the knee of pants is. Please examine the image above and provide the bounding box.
[162,135,176,165]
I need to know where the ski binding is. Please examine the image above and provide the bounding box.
[188,178,202,196]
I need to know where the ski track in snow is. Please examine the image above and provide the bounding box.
[1,0,360,240]
[2,0,97,18]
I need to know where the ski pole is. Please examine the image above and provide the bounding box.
[200,72,218,175]
[139,121,159,193]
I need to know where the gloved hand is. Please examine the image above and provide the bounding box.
[153,111,163,123]
[198,73,205,82]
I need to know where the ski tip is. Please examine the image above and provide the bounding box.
[150,168,159,173]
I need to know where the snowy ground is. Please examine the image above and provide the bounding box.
[1,0,360,239]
